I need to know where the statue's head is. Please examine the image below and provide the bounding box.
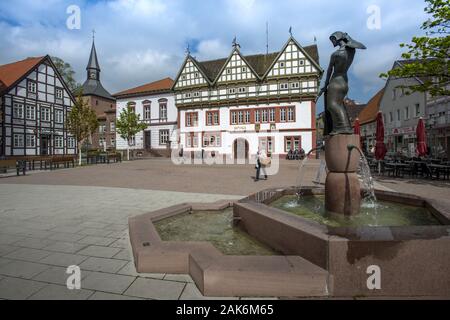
[329,31,367,50]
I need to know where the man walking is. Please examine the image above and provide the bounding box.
[255,148,268,181]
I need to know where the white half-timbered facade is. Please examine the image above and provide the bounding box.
[0,56,76,157]
[173,36,323,158]
[113,78,177,155]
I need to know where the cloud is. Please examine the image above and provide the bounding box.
[195,39,230,61]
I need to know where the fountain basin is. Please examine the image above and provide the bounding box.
[235,187,450,297]
[128,200,329,297]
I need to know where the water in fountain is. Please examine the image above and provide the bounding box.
[296,156,308,199]
[358,154,380,225]
[313,159,327,185]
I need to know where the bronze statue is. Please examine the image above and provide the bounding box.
[318,32,366,136]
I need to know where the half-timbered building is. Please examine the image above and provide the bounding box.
[173,36,323,158]
[0,56,76,157]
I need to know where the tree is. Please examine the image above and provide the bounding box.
[380,0,449,97]
[66,91,99,165]
[51,56,82,93]
[116,103,148,161]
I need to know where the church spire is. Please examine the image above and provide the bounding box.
[86,32,100,81]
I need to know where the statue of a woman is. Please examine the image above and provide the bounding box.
[319,32,366,136]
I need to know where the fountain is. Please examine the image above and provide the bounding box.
[128,32,450,298]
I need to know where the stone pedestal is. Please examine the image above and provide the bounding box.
[325,134,361,216]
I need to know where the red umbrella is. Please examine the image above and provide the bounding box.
[353,118,361,135]
[416,118,428,157]
[375,112,387,160]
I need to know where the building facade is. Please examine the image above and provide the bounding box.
[426,94,450,158]
[81,39,116,151]
[358,88,384,153]
[380,61,427,155]
[114,78,176,156]
[173,36,322,158]
[0,56,76,157]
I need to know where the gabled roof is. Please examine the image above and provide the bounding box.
[211,46,260,83]
[0,56,46,94]
[113,77,174,99]
[344,98,366,123]
[173,37,321,88]
[358,88,385,125]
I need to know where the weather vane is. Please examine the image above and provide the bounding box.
[92,29,96,41]
[185,43,190,56]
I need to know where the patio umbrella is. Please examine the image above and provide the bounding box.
[375,112,387,174]
[416,117,428,157]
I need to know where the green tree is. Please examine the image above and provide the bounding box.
[66,92,99,165]
[380,0,449,97]
[51,56,82,93]
[116,103,148,160]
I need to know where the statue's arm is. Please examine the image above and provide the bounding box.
[320,54,335,93]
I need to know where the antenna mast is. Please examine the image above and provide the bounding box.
[266,21,269,55]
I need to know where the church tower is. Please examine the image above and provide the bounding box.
[81,34,117,151]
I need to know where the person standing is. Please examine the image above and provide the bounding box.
[255,148,268,181]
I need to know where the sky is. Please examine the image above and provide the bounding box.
[0,0,429,113]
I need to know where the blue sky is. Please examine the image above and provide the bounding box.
[0,0,428,112]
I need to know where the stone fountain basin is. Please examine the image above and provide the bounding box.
[236,187,450,298]
[128,201,329,298]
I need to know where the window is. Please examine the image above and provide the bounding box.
[290,82,300,89]
[41,107,51,122]
[193,92,200,98]
[280,83,289,90]
[415,104,420,117]
[287,107,295,122]
[27,80,36,93]
[194,72,199,78]
[110,122,115,132]
[259,137,273,154]
[159,103,167,121]
[159,130,170,145]
[405,106,409,120]
[56,88,63,99]
[238,87,246,93]
[186,112,198,127]
[262,109,268,123]
[242,67,247,72]
[285,136,301,152]
[55,110,64,124]
[227,69,232,74]
[245,110,251,124]
[68,137,76,148]
[397,109,401,121]
[185,93,192,98]
[99,123,106,134]
[13,134,24,148]
[26,105,36,120]
[54,136,64,148]
[269,109,275,123]
[228,88,236,94]
[280,62,285,67]
[13,103,24,119]
[127,103,136,113]
[255,110,261,123]
[143,103,151,120]
[129,135,136,146]
[186,133,198,148]
[280,108,287,122]
[238,111,244,124]
[206,111,219,126]
[299,60,305,65]
[182,75,186,80]
[231,111,238,125]
[203,133,221,147]
[110,137,116,147]
[99,137,105,148]
[389,112,393,123]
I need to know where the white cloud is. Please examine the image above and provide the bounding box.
[195,39,230,61]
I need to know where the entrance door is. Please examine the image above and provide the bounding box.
[233,139,249,161]
[144,131,152,150]
[40,135,50,155]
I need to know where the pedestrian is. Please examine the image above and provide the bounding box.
[255,148,268,181]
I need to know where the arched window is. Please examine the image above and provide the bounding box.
[143,100,151,120]
[158,98,168,121]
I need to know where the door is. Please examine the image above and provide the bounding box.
[144,131,152,150]
[233,139,249,160]
[40,135,50,155]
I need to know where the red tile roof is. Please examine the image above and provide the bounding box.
[358,88,385,125]
[0,56,46,93]
[113,77,174,98]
